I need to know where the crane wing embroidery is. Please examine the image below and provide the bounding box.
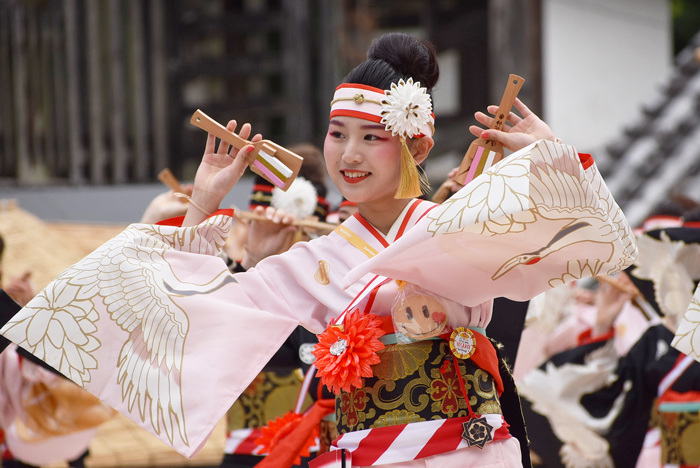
[673,285,700,360]
[427,141,636,281]
[342,140,637,306]
[0,214,235,447]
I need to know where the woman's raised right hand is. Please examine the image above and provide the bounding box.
[184,120,262,226]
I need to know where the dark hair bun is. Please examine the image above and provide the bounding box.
[343,33,439,94]
[367,33,439,90]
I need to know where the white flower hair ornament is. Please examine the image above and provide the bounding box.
[381,78,433,198]
[381,78,433,139]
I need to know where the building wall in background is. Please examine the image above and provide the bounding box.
[543,0,672,152]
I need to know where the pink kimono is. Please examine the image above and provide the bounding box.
[0,140,637,466]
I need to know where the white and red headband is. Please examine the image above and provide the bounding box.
[329,78,435,139]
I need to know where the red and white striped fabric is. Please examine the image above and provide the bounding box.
[225,424,322,456]
[224,428,264,455]
[331,414,510,466]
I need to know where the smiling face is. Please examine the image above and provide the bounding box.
[323,116,403,206]
[393,293,447,339]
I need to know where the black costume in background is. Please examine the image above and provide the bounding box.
[486,297,532,468]
[527,324,700,468]
[524,226,700,468]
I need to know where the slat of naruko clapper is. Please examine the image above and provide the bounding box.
[190,109,303,191]
[454,74,524,185]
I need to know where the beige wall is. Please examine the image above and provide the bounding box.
[542,0,672,152]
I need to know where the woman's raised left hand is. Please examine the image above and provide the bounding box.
[184,120,262,226]
[469,98,557,152]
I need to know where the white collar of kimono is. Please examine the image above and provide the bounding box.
[329,83,435,138]
[386,199,422,241]
[334,199,429,267]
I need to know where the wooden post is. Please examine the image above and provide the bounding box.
[129,0,150,182]
[11,5,30,183]
[27,7,44,173]
[87,0,106,184]
[0,6,14,177]
[150,0,169,175]
[110,0,128,184]
[51,7,69,177]
[282,0,312,144]
[488,0,542,116]
[318,0,338,140]
[41,10,57,175]
[64,0,85,184]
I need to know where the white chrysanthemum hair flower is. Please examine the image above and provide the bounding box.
[271,176,318,219]
[380,78,432,139]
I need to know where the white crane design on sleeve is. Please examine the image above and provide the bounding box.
[343,140,637,306]
[0,216,235,447]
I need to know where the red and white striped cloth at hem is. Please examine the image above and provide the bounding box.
[224,428,264,455]
[225,427,322,456]
[331,414,510,466]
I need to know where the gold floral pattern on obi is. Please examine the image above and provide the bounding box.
[427,360,467,417]
[660,410,700,465]
[339,387,374,430]
[372,409,425,428]
[465,370,500,402]
[373,340,432,380]
[477,400,502,415]
[335,339,502,435]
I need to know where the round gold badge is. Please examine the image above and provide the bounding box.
[450,327,476,359]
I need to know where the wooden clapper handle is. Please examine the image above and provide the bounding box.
[235,210,336,233]
[489,74,525,140]
[158,168,184,193]
[156,167,336,233]
[454,74,525,185]
[190,109,303,191]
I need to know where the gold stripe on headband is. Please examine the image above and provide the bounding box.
[330,93,383,107]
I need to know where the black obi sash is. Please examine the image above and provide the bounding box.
[335,338,502,434]
[656,407,700,465]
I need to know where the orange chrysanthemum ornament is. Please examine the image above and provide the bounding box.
[255,411,317,465]
[312,309,386,394]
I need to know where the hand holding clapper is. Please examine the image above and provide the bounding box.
[454,75,525,185]
[190,110,303,191]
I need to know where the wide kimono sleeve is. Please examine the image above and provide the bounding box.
[234,229,368,334]
[0,211,363,457]
[342,140,638,307]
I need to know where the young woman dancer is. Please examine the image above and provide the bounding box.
[1,33,593,468]
[178,33,558,467]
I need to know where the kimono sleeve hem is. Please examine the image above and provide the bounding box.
[155,209,234,227]
[195,319,300,457]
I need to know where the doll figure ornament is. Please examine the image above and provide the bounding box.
[392,282,449,341]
